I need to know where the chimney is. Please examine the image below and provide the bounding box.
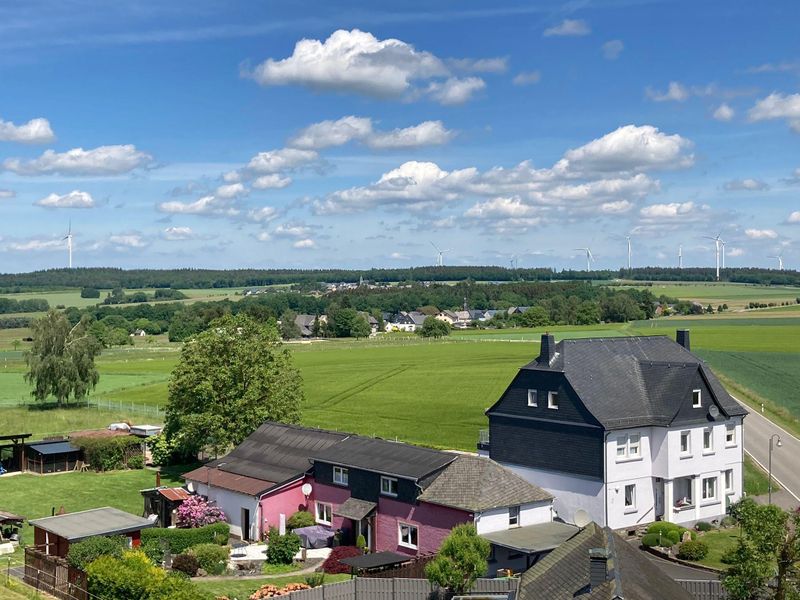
[539,333,555,364]
[676,329,691,351]
[588,548,609,590]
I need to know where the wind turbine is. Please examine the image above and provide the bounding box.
[573,248,595,271]
[720,237,727,270]
[703,233,723,281]
[768,252,784,271]
[63,221,73,269]
[430,241,452,267]
[509,255,518,270]
[678,244,683,269]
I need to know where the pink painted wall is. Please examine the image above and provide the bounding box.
[310,481,351,531]
[375,498,471,556]
[259,478,309,538]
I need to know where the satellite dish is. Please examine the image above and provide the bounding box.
[574,509,591,528]
[301,483,313,497]
[708,405,720,419]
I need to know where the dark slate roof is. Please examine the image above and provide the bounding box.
[196,422,349,490]
[339,551,411,570]
[418,455,552,512]
[333,498,377,521]
[29,507,155,542]
[27,441,81,455]
[513,335,746,429]
[311,436,456,481]
[517,522,693,600]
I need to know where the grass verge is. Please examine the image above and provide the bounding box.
[744,454,778,497]
[194,573,350,597]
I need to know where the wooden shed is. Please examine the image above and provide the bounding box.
[25,440,82,474]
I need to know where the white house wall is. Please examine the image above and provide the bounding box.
[475,501,553,534]
[500,463,605,527]
[194,483,259,540]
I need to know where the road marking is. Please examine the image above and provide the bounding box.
[744,449,800,503]
[732,394,800,445]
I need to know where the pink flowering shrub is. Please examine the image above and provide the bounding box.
[176,495,226,528]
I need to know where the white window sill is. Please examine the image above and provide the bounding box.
[316,520,331,526]
[700,499,719,507]
[615,456,643,464]
[673,504,695,512]
[702,450,715,456]
[679,453,693,459]
[624,507,638,515]
[725,444,737,449]
[398,542,418,550]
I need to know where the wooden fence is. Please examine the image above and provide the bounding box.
[23,546,89,600]
[361,555,435,579]
[283,578,518,600]
[676,579,727,600]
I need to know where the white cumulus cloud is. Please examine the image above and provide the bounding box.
[248,206,280,223]
[214,182,247,199]
[289,116,454,150]
[7,238,65,252]
[713,103,735,121]
[109,234,147,248]
[424,77,485,105]
[34,190,95,209]
[293,238,316,249]
[252,174,292,189]
[745,228,778,239]
[0,117,55,144]
[162,226,195,241]
[787,211,800,223]
[544,19,590,37]
[602,40,624,60]
[0,189,16,199]
[246,148,318,174]
[748,93,800,132]
[245,29,493,105]
[2,145,152,176]
[646,81,690,102]
[274,223,312,238]
[158,195,239,217]
[723,178,769,191]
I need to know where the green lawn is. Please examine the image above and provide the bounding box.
[614,282,800,310]
[693,529,740,570]
[0,469,183,566]
[193,574,350,598]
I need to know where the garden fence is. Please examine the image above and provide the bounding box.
[281,577,518,600]
[676,579,727,600]
[23,547,89,600]
[0,398,164,417]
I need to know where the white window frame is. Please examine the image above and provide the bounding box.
[509,505,520,527]
[703,428,714,454]
[680,431,692,456]
[333,466,349,486]
[725,425,736,447]
[702,476,717,501]
[547,391,559,410]
[624,484,637,512]
[381,476,398,497]
[527,389,538,407]
[398,522,418,549]
[615,433,642,461]
[315,501,332,525]
[724,469,734,494]
[692,389,702,408]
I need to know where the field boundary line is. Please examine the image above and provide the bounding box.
[744,449,800,503]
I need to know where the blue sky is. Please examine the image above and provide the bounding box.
[1,0,799,272]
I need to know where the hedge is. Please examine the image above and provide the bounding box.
[67,535,127,570]
[677,540,709,561]
[141,522,229,556]
[189,543,229,575]
[645,521,696,544]
[72,435,144,471]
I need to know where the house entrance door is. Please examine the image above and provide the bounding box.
[356,518,372,551]
[242,508,251,541]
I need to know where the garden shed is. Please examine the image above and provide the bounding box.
[0,433,32,474]
[140,486,192,527]
[25,440,82,474]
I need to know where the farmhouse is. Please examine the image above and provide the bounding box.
[182,422,347,541]
[29,507,155,558]
[481,330,747,529]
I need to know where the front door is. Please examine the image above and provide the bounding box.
[242,508,251,541]
[356,518,372,551]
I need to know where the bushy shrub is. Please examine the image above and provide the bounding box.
[189,543,228,575]
[677,540,709,561]
[142,539,165,565]
[127,453,145,469]
[322,546,362,574]
[355,534,366,551]
[176,495,226,528]
[645,522,695,544]
[286,510,315,530]
[67,535,127,570]
[641,533,665,548]
[72,435,143,471]
[305,573,325,588]
[266,527,301,565]
[720,546,738,564]
[695,521,713,532]
[720,516,735,528]
[171,554,199,577]
[141,523,229,555]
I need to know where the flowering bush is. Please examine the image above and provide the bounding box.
[176,495,226,528]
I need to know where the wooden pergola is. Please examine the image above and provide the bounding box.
[0,433,32,474]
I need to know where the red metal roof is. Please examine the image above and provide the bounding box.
[182,465,274,496]
[158,487,191,502]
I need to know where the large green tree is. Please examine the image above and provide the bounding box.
[418,317,451,338]
[426,523,490,595]
[164,313,303,458]
[723,498,800,600]
[24,310,101,406]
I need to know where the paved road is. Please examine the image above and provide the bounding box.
[643,552,720,581]
[739,396,800,505]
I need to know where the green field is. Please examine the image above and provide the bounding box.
[611,281,800,310]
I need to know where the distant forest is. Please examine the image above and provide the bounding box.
[0,266,799,291]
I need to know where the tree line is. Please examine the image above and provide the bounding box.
[1,265,798,291]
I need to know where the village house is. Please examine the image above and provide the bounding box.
[480,330,747,530]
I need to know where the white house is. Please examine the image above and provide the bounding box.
[480,330,747,530]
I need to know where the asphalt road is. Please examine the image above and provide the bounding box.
[643,552,720,581]
[740,396,800,505]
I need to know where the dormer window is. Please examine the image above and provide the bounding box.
[548,391,559,410]
[692,389,702,408]
[527,389,538,407]
[333,466,349,486]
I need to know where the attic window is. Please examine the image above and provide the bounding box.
[527,390,538,407]
[547,391,559,410]
[692,389,702,408]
